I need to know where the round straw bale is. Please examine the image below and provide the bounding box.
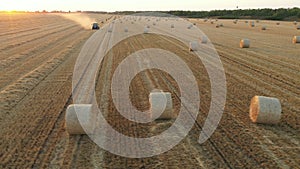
[149,92,173,120]
[296,25,300,30]
[211,21,214,24]
[294,21,297,25]
[276,22,280,25]
[108,27,113,32]
[220,23,224,27]
[240,39,250,48]
[66,104,92,135]
[200,36,208,44]
[124,27,128,32]
[189,41,199,51]
[261,26,267,30]
[144,27,149,34]
[245,21,249,23]
[171,24,175,28]
[293,36,300,43]
[249,96,282,124]
[216,24,220,28]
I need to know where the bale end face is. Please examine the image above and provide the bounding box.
[149,92,173,120]
[240,39,250,48]
[249,96,282,124]
[65,104,92,135]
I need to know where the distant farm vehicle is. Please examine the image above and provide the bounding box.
[92,23,100,30]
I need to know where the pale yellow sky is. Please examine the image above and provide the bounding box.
[1,0,299,12]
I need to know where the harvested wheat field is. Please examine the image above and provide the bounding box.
[0,13,299,168]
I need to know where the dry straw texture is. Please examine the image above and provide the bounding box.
[249,96,282,124]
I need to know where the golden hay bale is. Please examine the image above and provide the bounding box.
[296,25,300,30]
[276,22,280,25]
[189,41,199,51]
[245,21,249,23]
[146,25,150,28]
[249,96,282,124]
[66,104,92,135]
[294,21,297,25]
[199,36,208,44]
[153,22,156,26]
[240,39,250,48]
[171,24,175,28]
[293,36,300,43]
[233,21,237,24]
[210,21,214,24]
[261,26,267,30]
[216,24,220,28]
[149,92,173,120]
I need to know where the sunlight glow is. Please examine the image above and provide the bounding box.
[0,0,299,12]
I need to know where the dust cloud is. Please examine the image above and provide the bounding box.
[58,13,95,29]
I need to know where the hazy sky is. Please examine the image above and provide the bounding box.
[1,0,299,12]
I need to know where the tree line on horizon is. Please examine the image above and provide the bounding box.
[115,8,300,21]
[167,8,300,20]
